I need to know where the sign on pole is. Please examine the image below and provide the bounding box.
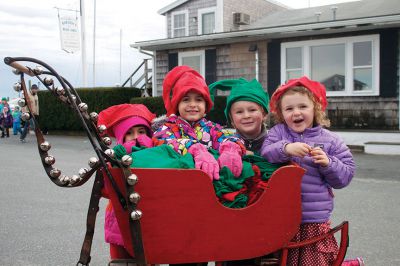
[58,15,80,53]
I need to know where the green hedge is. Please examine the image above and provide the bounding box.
[130,96,229,126]
[39,87,141,131]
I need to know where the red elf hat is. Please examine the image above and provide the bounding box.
[162,65,213,116]
[270,76,328,113]
[97,104,156,142]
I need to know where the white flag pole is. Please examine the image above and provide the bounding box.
[80,0,87,88]
[93,0,97,88]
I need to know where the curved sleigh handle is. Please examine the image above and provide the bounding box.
[279,221,349,266]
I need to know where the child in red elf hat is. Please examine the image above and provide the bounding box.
[260,76,357,265]
[153,65,246,181]
[97,103,156,260]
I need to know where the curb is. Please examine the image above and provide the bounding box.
[347,145,365,153]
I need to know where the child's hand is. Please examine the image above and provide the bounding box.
[188,143,220,180]
[136,134,154,148]
[284,142,312,158]
[245,150,254,156]
[218,142,243,177]
[122,140,137,153]
[310,147,329,167]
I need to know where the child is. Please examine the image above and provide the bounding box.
[153,65,246,181]
[0,106,13,138]
[12,106,22,135]
[209,78,269,155]
[97,103,156,260]
[260,76,356,265]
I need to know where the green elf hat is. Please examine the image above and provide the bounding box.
[209,78,270,121]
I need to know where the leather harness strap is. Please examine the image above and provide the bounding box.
[77,170,104,266]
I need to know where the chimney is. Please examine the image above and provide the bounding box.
[331,6,338,20]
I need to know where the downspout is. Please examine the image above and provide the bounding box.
[255,49,259,81]
[137,47,156,96]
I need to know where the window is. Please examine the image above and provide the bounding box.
[281,35,379,96]
[178,50,205,77]
[171,10,188,38]
[198,7,216,34]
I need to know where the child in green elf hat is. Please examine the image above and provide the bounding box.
[209,78,270,155]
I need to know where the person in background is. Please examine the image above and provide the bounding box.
[260,76,358,266]
[20,84,39,142]
[97,103,156,262]
[0,106,13,138]
[0,97,10,113]
[12,106,22,135]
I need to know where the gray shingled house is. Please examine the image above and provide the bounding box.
[131,0,400,130]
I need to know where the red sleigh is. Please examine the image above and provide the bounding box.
[103,165,349,266]
[4,57,349,266]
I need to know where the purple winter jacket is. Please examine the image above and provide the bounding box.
[260,124,355,223]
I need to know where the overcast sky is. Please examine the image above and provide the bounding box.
[0,0,354,99]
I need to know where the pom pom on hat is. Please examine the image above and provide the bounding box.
[162,65,213,116]
[209,78,269,121]
[270,76,328,113]
[97,104,156,144]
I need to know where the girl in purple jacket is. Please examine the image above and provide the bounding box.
[260,76,356,266]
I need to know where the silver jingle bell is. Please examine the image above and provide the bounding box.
[21,112,31,121]
[88,157,99,168]
[121,155,132,166]
[67,94,77,103]
[33,65,43,75]
[78,168,89,178]
[90,112,98,122]
[59,175,70,185]
[126,174,138,186]
[102,137,112,146]
[13,82,22,92]
[44,155,56,165]
[18,98,26,107]
[43,77,54,86]
[130,209,143,220]
[97,124,107,134]
[49,168,61,178]
[104,149,115,158]
[70,174,81,184]
[129,192,141,204]
[39,141,51,152]
[56,87,65,95]
[12,68,21,75]
[78,102,88,112]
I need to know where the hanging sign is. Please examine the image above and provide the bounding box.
[58,15,80,53]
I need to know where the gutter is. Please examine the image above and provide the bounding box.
[130,14,400,51]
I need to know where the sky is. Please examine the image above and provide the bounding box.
[0,0,355,100]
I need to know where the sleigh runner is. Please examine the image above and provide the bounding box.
[4,57,349,266]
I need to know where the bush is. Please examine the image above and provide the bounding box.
[39,87,141,131]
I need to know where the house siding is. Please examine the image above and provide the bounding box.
[223,0,287,31]
[166,0,217,38]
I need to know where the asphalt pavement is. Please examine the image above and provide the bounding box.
[0,133,399,265]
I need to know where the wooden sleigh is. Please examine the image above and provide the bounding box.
[103,165,349,266]
[4,57,349,266]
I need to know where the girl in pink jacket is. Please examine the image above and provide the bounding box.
[97,104,155,260]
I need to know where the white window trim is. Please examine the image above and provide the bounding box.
[178,50,205,77]
[281,34,380,96]
[198,7,217,35]
[171,10,189,38]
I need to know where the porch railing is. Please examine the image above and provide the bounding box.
[121,58,152,97]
